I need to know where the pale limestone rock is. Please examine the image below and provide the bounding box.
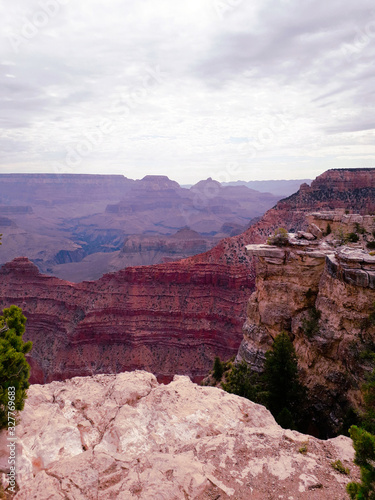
[297,231,316,240]
[308,223,323,239]
[0,371,359,499]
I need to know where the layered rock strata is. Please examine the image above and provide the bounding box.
[0,371,359,499]
[0,257,252,384]
[0,168,374,387]
[190,168,375,269]
[237,213,375,434]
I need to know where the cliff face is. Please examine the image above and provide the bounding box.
[0,371,358,499]
[0,257,252,384]
[237,212,375,434]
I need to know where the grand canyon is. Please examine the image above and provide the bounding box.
[1,168,375,498]
[0,174,288,281]
[1,169,375,392]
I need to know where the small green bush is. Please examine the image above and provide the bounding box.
[336,227,347,245]
[347,426,375,499]
[348,232,360,243]
[331,459,350,475]
[222,361,265,403]
[298,443,308,454]
[367,241,375,250]
[267,227,289,247]
[213,356,224,381]
[354,223,366,235]
[302,307,321,338]
[325,223,332,235]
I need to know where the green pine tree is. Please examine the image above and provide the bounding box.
[0,306,33,429]
[213,356,224,381]
[347,425,375,499]
[362,368,375,435]
[222,361,266,403]
[263,332,305,425]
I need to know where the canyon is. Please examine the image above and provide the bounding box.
[0,371,359,499]
[0,174,281,281]
[0,168,375,392]
[0,256,253,384]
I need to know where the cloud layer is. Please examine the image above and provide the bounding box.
[1,0,374,183]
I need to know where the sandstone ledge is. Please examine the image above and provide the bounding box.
[0,371,358,499]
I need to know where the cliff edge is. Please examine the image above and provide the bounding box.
[0,371,358,499]
[237,211,375,435]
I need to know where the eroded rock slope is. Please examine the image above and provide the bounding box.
[0,257,252,384]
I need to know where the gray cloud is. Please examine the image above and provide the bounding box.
[0,0,374,183]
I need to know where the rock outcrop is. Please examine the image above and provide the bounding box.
[0,371,359,499]
[193,168,375,266]
[237,211,375,435]
[0,257,253,384]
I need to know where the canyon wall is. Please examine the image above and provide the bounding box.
[237,212,375,434]
[0,257,253,384]
[189,168,375,267]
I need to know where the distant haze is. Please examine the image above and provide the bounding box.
[220,179,312,197]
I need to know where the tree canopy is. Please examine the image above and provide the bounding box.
[264,331,305,425]
[0,306,32,429]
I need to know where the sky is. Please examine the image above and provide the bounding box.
[1,0,375,184]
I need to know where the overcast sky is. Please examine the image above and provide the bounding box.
[1,0,374,184]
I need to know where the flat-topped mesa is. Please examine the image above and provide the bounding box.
[238,211,375,434]
[311,168,375,191]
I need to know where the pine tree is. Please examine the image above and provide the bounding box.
[222,361,266,404]
[347,425,375,499]
[263,332,305,425]
[0,306,32,429]
[213,356,224,381]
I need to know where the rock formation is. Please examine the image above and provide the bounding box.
[0,168,375,387]
[0,371,359,498]
[237,211,375,435]
[0,173,281,281]
[0,257,253,384]
[191,168,375,266]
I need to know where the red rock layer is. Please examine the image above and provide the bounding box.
[0,168,374,385]
[0,257,253,384]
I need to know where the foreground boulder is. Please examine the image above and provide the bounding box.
[1,371,358,499]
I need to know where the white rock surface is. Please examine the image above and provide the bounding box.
[0,371,359,499]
